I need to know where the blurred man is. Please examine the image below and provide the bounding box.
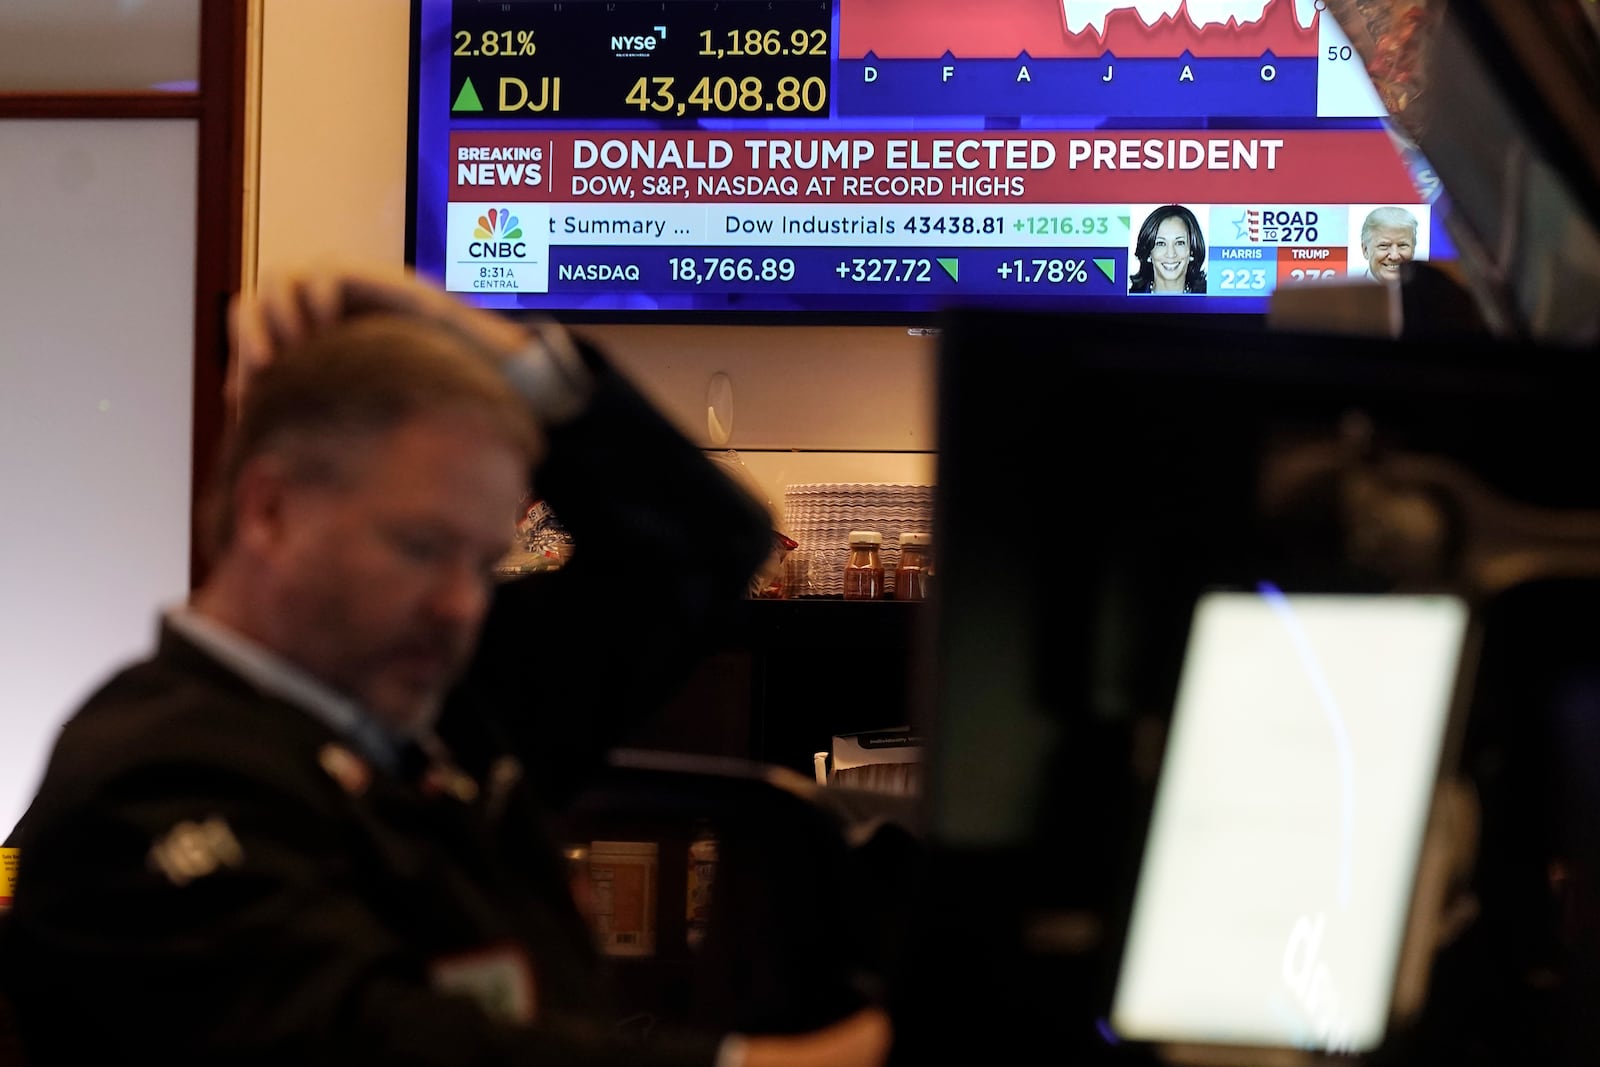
[0,268,891,1067]
[1361,206,1419,282]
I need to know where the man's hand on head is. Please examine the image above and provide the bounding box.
[226,266,536,413]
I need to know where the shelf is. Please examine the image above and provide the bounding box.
[725,596,927,651]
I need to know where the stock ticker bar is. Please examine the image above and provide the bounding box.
[448,0,832,120]
[542,246,1128,296]
[446,0,1382,124]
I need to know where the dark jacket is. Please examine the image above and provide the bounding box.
[0,347,773,1067]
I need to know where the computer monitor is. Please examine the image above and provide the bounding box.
[898,307,1596,1065]
[1110,588,1470,1056]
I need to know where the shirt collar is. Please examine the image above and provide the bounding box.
[165,605,406,772]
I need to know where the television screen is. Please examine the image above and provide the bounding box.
[407,0,1447,318]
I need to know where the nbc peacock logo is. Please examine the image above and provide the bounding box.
[468,208,528,258]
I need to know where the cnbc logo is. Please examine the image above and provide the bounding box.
[470,208,527,258]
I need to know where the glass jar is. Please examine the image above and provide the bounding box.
[589,840,658,957]
[685,821,719,950]
[842,530,884,600]
[0,847,17,912]
[895,532,931,601]
[562,844,593,923]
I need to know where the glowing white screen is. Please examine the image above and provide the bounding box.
[1111,590,1468,1053]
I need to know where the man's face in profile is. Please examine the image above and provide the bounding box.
[262,411,524,734]
[1364,225,1416,282]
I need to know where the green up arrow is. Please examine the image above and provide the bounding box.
[453,78,484,113]
[937,257,960,282]
[1094,258,1117,283]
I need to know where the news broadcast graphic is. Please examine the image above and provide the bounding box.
[410,0,1444,317]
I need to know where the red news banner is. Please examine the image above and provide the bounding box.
[449,130,1420,205]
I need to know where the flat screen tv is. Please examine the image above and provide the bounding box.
[406,0,1448,320]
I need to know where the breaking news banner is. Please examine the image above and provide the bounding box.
[448,130,1417,203]
[439,131,1426,301]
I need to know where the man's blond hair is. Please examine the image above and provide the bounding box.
[203,314,538,560]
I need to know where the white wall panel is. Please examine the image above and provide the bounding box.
[0,0,199,91]
[583,324,937,453]
[0,120,197,834]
